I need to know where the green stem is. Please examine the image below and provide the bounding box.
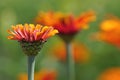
[28,56,35,80]
[66,42,75,80]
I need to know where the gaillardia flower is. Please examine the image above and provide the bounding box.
[96,16,120,47]
[35,11,95,80]
[50,41,89,63]
[35,11,95,42]
[8,24,58,55]
[98,68,120,80]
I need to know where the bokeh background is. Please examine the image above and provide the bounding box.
[0,0,120,80]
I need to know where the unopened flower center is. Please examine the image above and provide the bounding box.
[19,40,45,56]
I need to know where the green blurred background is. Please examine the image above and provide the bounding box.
[0,0,120,80]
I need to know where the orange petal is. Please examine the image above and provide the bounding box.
[8,36,15,40]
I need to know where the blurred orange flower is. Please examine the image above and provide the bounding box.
[96,16,120,47]
[19,70,57,80]
[51,41,89,63]
[35,11,95,35]
[98,68,120,80]
[8,24,58,42]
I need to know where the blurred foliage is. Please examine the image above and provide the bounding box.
[0,0,120,80]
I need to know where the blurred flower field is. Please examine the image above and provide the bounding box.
[0,0,120,80]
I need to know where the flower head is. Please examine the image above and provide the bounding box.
[98,68,120,80]
[96,16,120,47]
[35,11,95,42]
[35,11,95,35]
[50,41,89,63]
[8,24,58,42]
[18,70,57,80]
[8,24,58,56]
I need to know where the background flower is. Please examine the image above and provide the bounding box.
[18,70,57,80]
[96,16,120,47]
[35,11,95,35]
[50,41,90,63]
[98,68,120,80]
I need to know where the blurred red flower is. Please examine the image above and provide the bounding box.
[18,70,57,80]
[35,11,95,35]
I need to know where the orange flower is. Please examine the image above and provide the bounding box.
[35,70,57,80]
[7,24,58,56]
[51,41,89,63]
[19,74,28,80]
[18,70,57,80]
[8,24,58,42]
[98,68,120,80]
[96,16,120,47]
[35,11,95,35]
